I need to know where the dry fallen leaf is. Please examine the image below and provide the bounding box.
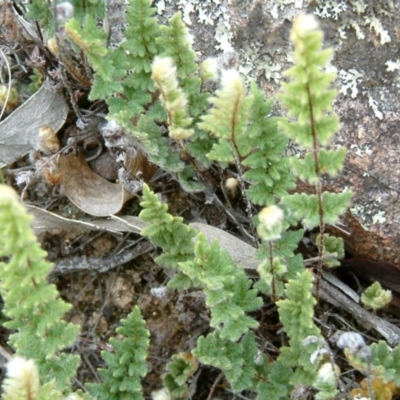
[0,84,68,167]
[189,222,259,272]
[58,153,134,217]
[26,204,147,235]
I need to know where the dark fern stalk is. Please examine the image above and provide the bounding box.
[278,15,351,297]
[269,241,279,301]
[256,206,304,301]
[309,75,326,298]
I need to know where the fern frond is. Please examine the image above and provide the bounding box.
[139,184,197,288]
[121,0,161,92]
[193,332,259,393]
[179,233,261,341]
[200,69,252,166]
[157,12,207,117]
[277,270,322,385]
[243,82,295,206]
[0,185,80,393]
[87,306,149,400]
[278,14,351,294]
[151,56,194,140]
[162,352,198,399]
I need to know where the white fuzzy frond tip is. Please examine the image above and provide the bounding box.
[3,356,40,398]
[220,68,244,95]
[152,57,177,83]
[293,14,319,36]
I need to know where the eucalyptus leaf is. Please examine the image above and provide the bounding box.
[0,84,68,167]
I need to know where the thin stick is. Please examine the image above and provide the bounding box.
[0,47,12,121]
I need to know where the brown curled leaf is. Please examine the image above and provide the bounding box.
[58,153,134,217]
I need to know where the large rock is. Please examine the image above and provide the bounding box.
[177,0,400,264]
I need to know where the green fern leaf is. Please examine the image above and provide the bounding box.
[179,234,261,341]
[243,83,295,206]
[0,185,80,393]
[193,332,258,393]
[277,270,322,385]
[87,306,149,400]
[139,184,197,288]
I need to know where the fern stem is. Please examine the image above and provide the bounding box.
[307,82,325,300]
[229,95,243,162]
[227,88,255,220]
[231,146,254,220]
[176,139,219,186]
[268,241,279,301]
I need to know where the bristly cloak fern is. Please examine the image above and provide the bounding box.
[0,185,80,395]
[277,270,323,386]
[139,184,198,289]
[278,14,351,291]
[86,306,149,400]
